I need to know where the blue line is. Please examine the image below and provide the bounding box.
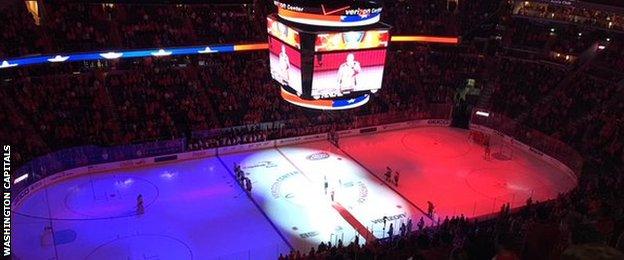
[215,154,294,253]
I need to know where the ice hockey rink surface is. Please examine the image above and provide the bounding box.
[13,126,577,259]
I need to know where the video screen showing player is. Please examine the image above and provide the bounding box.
[268,36,302,95]
[337,53,362,93]
[312,49,386,98]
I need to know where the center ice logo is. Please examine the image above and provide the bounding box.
[306,152,330,161]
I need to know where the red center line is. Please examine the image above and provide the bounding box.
[332,202,377,240]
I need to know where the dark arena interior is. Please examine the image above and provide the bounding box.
[2,0,624,259]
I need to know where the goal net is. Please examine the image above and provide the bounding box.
[490,133,513,161]
[495,143,513,160]
[469,130,513,160]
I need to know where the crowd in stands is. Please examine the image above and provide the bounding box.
[383,0,502,36]
[0,2,47,58]
[2,45,468,166]
[1,0,267,56]
[1,0,624,259]
[1,0,620,59]
[596,39,624,69]
[488,58,566,118]
[495,0,624,69]
[0,0,506,58]
[502,18,604,55]
[514,1,624,32]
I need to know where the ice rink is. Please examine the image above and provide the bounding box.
[13,126,576,259]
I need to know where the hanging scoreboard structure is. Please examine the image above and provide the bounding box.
[268,1,391,110]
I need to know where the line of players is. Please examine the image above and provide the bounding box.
[383,167,437,219]
[384,167,400,187]
[234,164,253,193]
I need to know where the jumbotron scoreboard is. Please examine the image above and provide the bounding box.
[268,0,391,110]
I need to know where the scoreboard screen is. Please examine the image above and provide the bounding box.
[268,36,303,95]
[312,49,387,98]
[267,5,390,110]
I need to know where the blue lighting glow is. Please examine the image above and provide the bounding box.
[47,55,70,62]
[100,52,123,59]
[0,60,18,68]
[0,44,240,69]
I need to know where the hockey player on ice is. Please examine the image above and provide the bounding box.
[137,194,144,215]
